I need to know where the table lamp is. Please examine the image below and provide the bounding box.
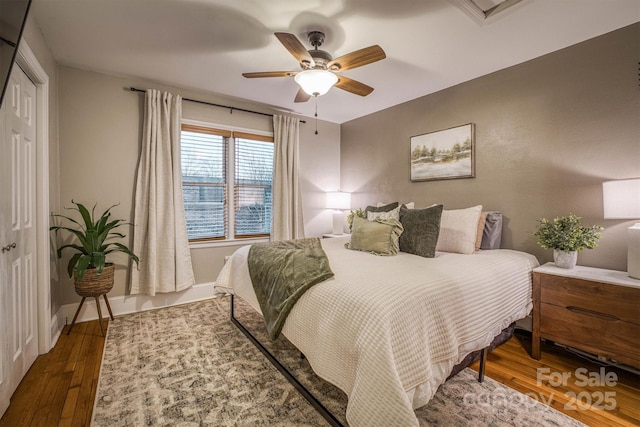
[603,178,640,279]
[326,191,351,235]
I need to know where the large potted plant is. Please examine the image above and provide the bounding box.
[534,213,603,269]
[51,201,139,334]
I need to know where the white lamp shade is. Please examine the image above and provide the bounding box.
[603,178,640,219]
[326,191,351,210]
[294,70,338,96]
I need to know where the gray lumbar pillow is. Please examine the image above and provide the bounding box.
[346,216,404,256]
[399,204,443,258]
[480,211,503,250]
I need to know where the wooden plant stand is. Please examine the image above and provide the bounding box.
[67,294,114,336]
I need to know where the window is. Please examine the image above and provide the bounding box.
[181,124,274,242]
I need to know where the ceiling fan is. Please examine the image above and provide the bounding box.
[243,31,386,103]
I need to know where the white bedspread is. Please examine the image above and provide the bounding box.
[214,236,539,427]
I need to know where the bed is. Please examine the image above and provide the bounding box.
[214,232,539,427]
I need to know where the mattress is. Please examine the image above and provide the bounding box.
[214,236,539,426]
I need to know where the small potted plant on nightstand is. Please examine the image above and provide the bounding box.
[534,213,603,269]
[346,208,366,231]
[50,201,139,335]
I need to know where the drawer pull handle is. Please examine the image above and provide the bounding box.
[566,306,620,321]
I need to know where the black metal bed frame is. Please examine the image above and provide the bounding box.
[229,294,488,427]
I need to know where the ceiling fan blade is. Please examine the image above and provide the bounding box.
[294,88,311,103]
[275,32,315,67]
[242,71,296,78]
[335,76,374,96]
[328,45,386,71]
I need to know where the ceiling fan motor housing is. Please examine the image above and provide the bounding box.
[306,31,333,69]
[309,50,332,68]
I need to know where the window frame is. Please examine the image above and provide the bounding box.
[181,120,274,246]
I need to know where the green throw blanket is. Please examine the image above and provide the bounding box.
[248,238,334,340]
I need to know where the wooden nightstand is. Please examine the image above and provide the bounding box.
[532,263,640,368]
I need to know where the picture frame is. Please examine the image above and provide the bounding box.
[410,123,475,182]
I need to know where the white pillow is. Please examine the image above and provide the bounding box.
[367,205,400,221]
[436,205,483,254]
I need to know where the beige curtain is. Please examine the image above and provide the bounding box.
[130,90,195,296]
[272,115,305,241]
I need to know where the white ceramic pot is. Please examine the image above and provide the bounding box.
[553,249,577,269]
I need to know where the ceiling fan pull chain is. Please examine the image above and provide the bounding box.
[314,96,319,135]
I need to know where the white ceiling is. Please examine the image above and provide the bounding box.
[31,0,639,124]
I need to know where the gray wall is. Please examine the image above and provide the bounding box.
[55,66,340,305]
[341,23,640,272]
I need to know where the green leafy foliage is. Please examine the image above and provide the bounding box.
[346,208,366,231]
[50,201,139,282]
[534,213,603,252]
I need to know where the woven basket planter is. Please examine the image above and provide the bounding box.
[74,263,115,297]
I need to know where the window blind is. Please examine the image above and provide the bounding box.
[180,124,275,242]
[234,136,274,238]
[181,125,229,240]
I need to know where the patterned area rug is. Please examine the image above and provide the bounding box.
[92,297,584,426]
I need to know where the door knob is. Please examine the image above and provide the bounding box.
[2,243,16,253]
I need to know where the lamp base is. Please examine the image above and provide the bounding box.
[332,211,344,235]
[629,223,640,279]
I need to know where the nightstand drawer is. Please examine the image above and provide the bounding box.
[540,303,640,366]
[532,264,640,368]
[539,274,640,325]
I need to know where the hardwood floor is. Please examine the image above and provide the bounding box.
[0,320,105,427]
[468,332,640,427]
[1,321,638,426]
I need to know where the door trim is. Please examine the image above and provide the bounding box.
[15,41,52,354]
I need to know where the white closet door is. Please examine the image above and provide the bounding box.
[0,65,38,417]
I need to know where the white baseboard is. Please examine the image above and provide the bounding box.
[60,282,216,325]
[49,307,65,350]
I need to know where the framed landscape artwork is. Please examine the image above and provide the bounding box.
[410,123,475,182]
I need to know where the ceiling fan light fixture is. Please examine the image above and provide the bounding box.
[294,69,338,96]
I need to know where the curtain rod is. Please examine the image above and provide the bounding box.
[128,87,305,123]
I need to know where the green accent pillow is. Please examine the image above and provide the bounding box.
[399,204,443,258]
[346,216,404,256]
